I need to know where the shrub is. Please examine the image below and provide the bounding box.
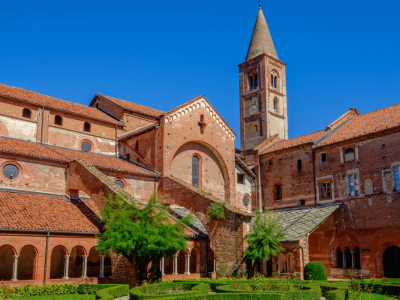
[207,202,226,220]
[304,262,327,281]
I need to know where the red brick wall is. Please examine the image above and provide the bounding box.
[123,129,157,167]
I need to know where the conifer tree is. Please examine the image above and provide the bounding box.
[244,209,285,278]
[96,192,192,284]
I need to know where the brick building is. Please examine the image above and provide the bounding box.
[0,5,399,287]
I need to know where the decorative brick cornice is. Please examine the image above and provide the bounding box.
[243,111,264,120]
[268,88,285,97]
[268,110,286,120]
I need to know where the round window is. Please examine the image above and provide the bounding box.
[243,196,250,207]
[2,164,20,180]
[114,180,124,189]
[81,142,92,153]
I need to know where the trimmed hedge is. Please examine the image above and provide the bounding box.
[304,262,327,280]
[319,283,349,300]
[129,282,210,300]
[5,284,128,299]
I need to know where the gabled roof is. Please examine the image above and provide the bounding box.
[163,96,236,141]
[0,190,102,233]
[254,134,280,152]
[169,205,208,237]
[94,94,163,118]
[317,102,400,147]
[0,83,121,125]
[246,8,278,61]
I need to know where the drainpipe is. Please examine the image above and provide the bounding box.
[43,231,50,285]
[312,149,317,207]
[41,106,45,144]
[115,125,118,158]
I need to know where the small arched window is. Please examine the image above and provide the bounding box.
[192,155,200,188]
[274,184,282,201]
[22,108,31,119]
[54,115,63,126]
[273,98,279,112]
[84,122,91,132]
[114,180,125,190]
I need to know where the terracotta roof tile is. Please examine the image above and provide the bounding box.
[48,146,158,176]
[0,137,68,162]
[261,130,327,154]
[0,191,102,233]
[317,103,400,147]
[0,137,158,177]
[97,94,163,118]
[0,83,120,125]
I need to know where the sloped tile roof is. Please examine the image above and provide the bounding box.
[260,130,327,155]
[0,137,158,177]
[97,94,163,118]
[0,190,102,233]
[118,123,158,141]
[169,205,208,237]
[271,204,340,242]
[0,83,120,125]
[317,103,400,147]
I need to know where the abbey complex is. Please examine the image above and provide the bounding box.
[0,6,399,287]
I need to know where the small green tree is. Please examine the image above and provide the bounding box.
[207,202,226,220]
[96,192,192,285]
[244,209,285,278]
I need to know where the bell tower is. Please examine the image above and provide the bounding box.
[239,4,288,152]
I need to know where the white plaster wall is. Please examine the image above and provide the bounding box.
[0,115,37,141]
[235,165,252,195]
[49,126,115,155]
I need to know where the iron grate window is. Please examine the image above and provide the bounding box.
[81,142,92,153]
[243,196,249,207]
[114,180,124,189]
[2,164,19,180]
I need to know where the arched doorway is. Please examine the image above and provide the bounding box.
[288,253,295,273]
[17,246,36,280]
[164,256,173,275]
[87,247,100,278]
[278,253,286,273]
[337,248,343,268]
[345,248,352,268]
[50,246,66,279]
[0,246,14,280]
[69,246,85,278]
[207,248,215,273]
[354,247,361,269]
[104,254,112,277]
[383,246,400,278]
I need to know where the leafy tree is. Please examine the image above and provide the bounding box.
[244,209,285,278]
[96,192,192,285]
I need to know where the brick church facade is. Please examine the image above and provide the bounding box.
[0,5,399,286]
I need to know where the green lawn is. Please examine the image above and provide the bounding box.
[349,292,398,300]
[12,295,95,300]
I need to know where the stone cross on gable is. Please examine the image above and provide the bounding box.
[198,115,206,134]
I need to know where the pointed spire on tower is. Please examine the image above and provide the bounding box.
[246,6,278,61]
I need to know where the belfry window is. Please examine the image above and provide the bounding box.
[249,74,258,90]
[271,71,278,89]
[192,155,200,188]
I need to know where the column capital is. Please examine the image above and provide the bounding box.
[64,255,70,258]
[83,255,89,258]
[185,255,191,258]
[13,255,19,259]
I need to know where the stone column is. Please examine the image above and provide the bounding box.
[63,255,70,279]
[351,251,356,269]
[342,251,346,269]
[184,255,191,275]
[213,259,216,273]
[99,255,105,278]
[172,255,178,275]
[11,255,19,281]
[160,257,165,275]
[82,255,89,278]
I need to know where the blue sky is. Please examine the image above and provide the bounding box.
[1,0,399,148]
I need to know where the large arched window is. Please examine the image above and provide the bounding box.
[192,155,200,188]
